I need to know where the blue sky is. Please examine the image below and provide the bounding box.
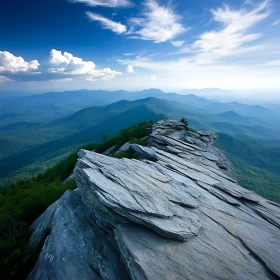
[0,0,280,94]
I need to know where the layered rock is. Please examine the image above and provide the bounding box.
[28,120,280,280]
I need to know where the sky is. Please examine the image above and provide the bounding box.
[0,0,280,96]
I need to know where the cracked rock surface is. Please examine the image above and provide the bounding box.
[28,120,280,280]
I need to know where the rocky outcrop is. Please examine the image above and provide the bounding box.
[28,120,280,280]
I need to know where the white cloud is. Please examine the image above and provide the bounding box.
[128,0,187,43]
[49,49,96,75]
[70,0,130,8]
[172,40,185,47]
[181,0,270,64]
[86,12,127,34]
[150,74,156,81]
[49,49,121,80]
[126,65,134,73]
[0,51,39,73]
[272,19,280,26]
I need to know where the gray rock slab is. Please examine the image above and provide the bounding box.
[28,190,129,280]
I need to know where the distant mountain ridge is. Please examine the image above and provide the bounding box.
[1,96,280,175]
[1,88,279,127]
[1,91,280,180]
[0,103,165,179]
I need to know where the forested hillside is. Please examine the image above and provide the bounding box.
[0,104,164,180]
[217,133,280,203]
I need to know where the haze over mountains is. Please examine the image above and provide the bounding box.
[0,88,280,184]
[1,88,280,126]
[1,88,279,135]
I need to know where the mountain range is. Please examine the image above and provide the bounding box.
[1,88,279,125]
[0,89,280,181]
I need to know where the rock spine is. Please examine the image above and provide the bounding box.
[28,120,280,280]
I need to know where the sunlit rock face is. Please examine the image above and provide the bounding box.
[28,120,280,280]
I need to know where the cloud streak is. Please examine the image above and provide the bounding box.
[169,0,271,66]
[86,12,127,34]
[187,0,270,64]
[272,19,280,26]
[70,0,130,8]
